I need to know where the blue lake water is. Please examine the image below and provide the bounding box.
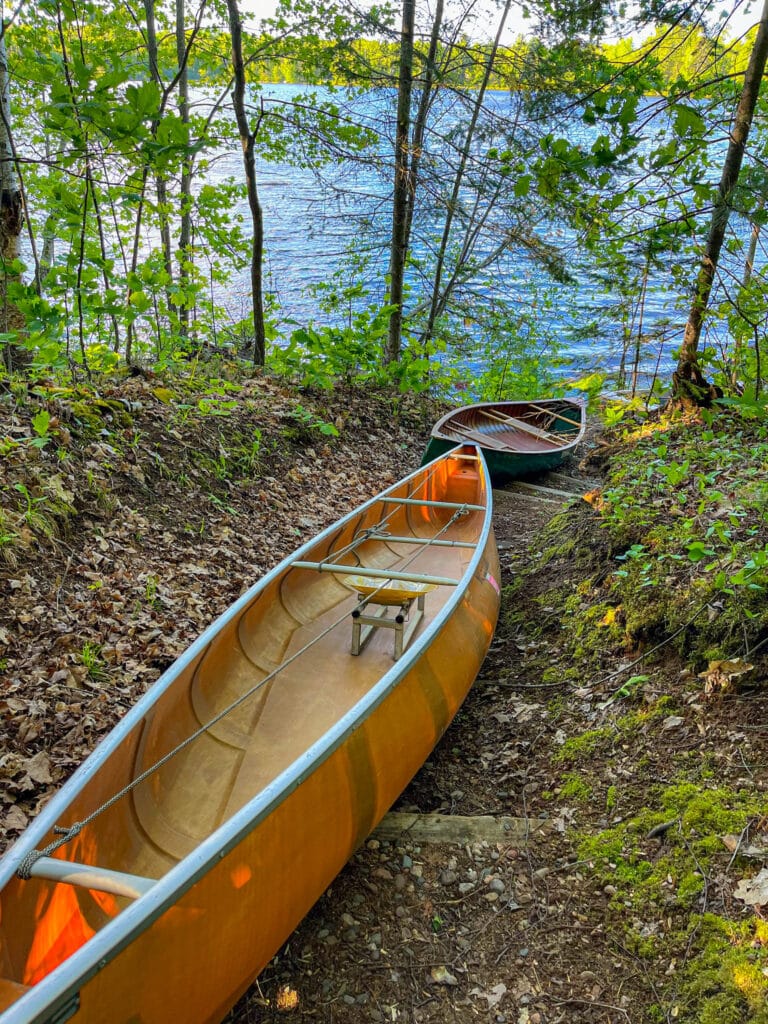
[207,84,743,387]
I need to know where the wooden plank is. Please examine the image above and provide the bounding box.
[448,422,509,451]
[371,811,548,845]
[542,472,599,492]
[507,480,580,500]
[493,488,562,507]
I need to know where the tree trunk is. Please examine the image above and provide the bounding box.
[418,0,512,352]
[0,27,25,370]
[143,0,176,326]
[673,0,768,403]
[385,0,415,364]
[402,0,443,257]
[227,0,266,367]
[176,0,192,344]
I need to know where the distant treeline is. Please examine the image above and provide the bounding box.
[245,24,750,92]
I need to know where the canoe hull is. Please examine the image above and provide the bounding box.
[0,447,500,1024]
[422,434,572,483]
[422,398,586,484]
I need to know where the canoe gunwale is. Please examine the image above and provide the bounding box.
[0,444,496,1024]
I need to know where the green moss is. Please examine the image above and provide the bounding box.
[559,772,592,802]
[578,781,768,918]
[675,915,768,1023]
[553,727,614,765]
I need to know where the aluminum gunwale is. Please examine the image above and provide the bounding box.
[0,444,494,1024]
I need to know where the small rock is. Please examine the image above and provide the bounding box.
[394,873,407,891]
[430,966,458,986]
[484,891,499,902]
[489,878,506,894]
[604,884,617,897]
[402,855,413,870]
[458,882,475,895]
[441,869,458,885]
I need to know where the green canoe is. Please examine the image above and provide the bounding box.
[422,398,586,484]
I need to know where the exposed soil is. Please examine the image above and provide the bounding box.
[2,374,767,1024]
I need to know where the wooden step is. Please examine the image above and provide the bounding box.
[372,811,550,845]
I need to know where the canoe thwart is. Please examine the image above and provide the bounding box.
[375,496,485,511]
[26,856,157,900]
[351,592,426,661]
[368,533,476,549]
[290,562,460,587]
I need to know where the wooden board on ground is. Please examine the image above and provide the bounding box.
[372,812,548,845]
[506,480,581,500]
[541,471,600,492]
[493,487,562,508]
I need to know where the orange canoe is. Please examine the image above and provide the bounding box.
[0,445,500,1024]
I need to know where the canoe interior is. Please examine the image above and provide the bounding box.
[436,399,584,453]
[422,399,585,484]
[0,446,499,1024]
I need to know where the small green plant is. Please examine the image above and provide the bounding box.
[79,641,106,682]
[145,574,160,608]
[13,483,55,539]
[284,403,339,441]
[30,409,52,448]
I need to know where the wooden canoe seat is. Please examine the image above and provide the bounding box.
[348,579,435,661]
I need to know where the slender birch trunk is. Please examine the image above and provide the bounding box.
[227,0,266,366]
[385,0,415,364]
[673,0,768,402]
[176,0,192,343]
[0,26,25,369]
[418,0,512,351]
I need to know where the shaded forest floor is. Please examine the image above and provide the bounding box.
[2,370,768,1023]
